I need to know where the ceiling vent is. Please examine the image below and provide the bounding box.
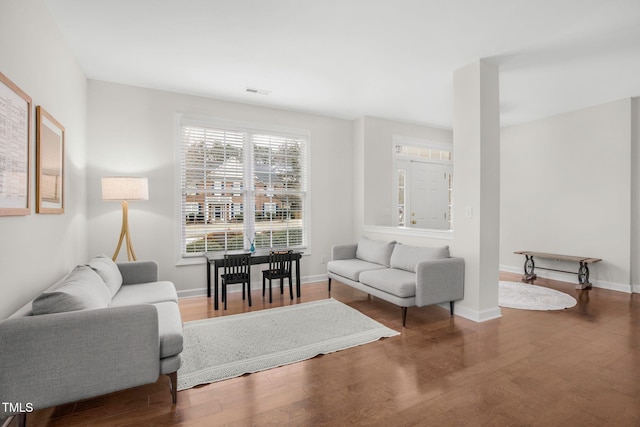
[246,87,271,95]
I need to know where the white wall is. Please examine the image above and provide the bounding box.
[500,99,633,291]
[632,97,640,292]
[0,0,88,318]
[87,80,353,295]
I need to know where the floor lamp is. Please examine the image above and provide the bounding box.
[102,176,149,261]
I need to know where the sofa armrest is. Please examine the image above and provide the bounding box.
[118,260,159,285]
[331,244,357,261]
[0,305,160,416]
[415,257,465,307]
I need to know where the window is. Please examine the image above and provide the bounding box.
[179,116,309,256]
[395,145,452,161]
[398,169,406,226]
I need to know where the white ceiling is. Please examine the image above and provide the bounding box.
[45,0,640,128]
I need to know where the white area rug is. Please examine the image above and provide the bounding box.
[499,281,577,310]
[177,298,399,390]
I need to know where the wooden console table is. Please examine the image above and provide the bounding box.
[514,251,602,289]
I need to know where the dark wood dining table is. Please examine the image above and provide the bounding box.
[205,250,302,310]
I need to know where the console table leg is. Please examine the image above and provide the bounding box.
[577,262,592,290]
[522,255,537,282]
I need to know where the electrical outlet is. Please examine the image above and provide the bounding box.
[321,255,326,264]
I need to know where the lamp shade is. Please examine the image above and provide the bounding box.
[102,177,149,201]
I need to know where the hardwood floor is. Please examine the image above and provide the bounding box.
[23,273,640,426]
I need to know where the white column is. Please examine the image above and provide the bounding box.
[452,60,501,321]
[632,97,640,293]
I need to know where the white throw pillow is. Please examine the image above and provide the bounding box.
[355,237,396,267]
[390,243,450,272]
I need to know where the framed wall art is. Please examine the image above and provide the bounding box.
[0,72,31,216]
[36,106,65,214]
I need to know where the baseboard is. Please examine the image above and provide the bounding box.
[178,288,208,299]
[302,274,328,284]
[500,264,634,294]
[452,303,502,323]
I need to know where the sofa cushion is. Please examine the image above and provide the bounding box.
[359,268,416,298]
[355,237,396,267]
[154,301,184,358]
[110,281,178,307]
[32,266,112,315]
[89,255,123,297]
[390,243,450,272]
[327,259,387,282]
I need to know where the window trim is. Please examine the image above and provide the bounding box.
[175,114,311,264]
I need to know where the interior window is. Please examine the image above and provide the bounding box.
[392,136,453,230]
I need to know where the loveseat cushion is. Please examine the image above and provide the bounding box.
[110,281,178,307]
[89,255,123,297]
[355,237,396,267]
[154,301,184,358]
[327,259,387,282]
[359,268,416,298]
[390,243,450,272]
[118,260,159,285]
[32,266,112,315]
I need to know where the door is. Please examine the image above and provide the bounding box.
[410,162,449,229]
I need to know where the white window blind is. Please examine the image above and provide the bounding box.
[179,117,309,255]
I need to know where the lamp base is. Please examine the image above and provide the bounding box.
[112,200,138,261]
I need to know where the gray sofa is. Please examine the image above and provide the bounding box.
[327,238,464,326]
[0,256,183,423]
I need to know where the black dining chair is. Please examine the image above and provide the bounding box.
[262,250,293,303]
[221,253,251,310]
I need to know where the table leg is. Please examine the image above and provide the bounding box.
[214,264,219,310]
[295,257,301,298]
[206,258,211,298]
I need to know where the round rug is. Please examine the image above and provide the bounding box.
[499,281,577,310]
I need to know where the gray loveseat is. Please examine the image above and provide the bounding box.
[327,238,464,326]
[0,256,183,423]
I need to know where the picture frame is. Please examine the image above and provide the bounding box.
[36,106,65,214]
[0,72,32,216]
